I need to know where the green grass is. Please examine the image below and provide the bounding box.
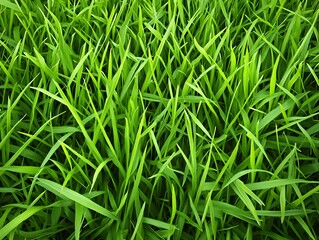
[1,0,319,239]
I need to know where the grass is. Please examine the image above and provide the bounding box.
[0,0,319,239]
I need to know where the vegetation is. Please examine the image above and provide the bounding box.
[1,0,319,239]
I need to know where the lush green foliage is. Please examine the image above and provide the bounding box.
[1,0,319,239]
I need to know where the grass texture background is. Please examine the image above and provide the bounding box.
[1,0,319,239]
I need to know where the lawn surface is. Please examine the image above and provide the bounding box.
[1,0,319,239]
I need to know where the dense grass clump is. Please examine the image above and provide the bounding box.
[1,0,319,239]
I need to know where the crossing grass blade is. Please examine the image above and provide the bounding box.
[0,207,44,239]
[0,0,21,12]
[36,179,118,220]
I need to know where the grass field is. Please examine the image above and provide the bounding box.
[1,0,319,239]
